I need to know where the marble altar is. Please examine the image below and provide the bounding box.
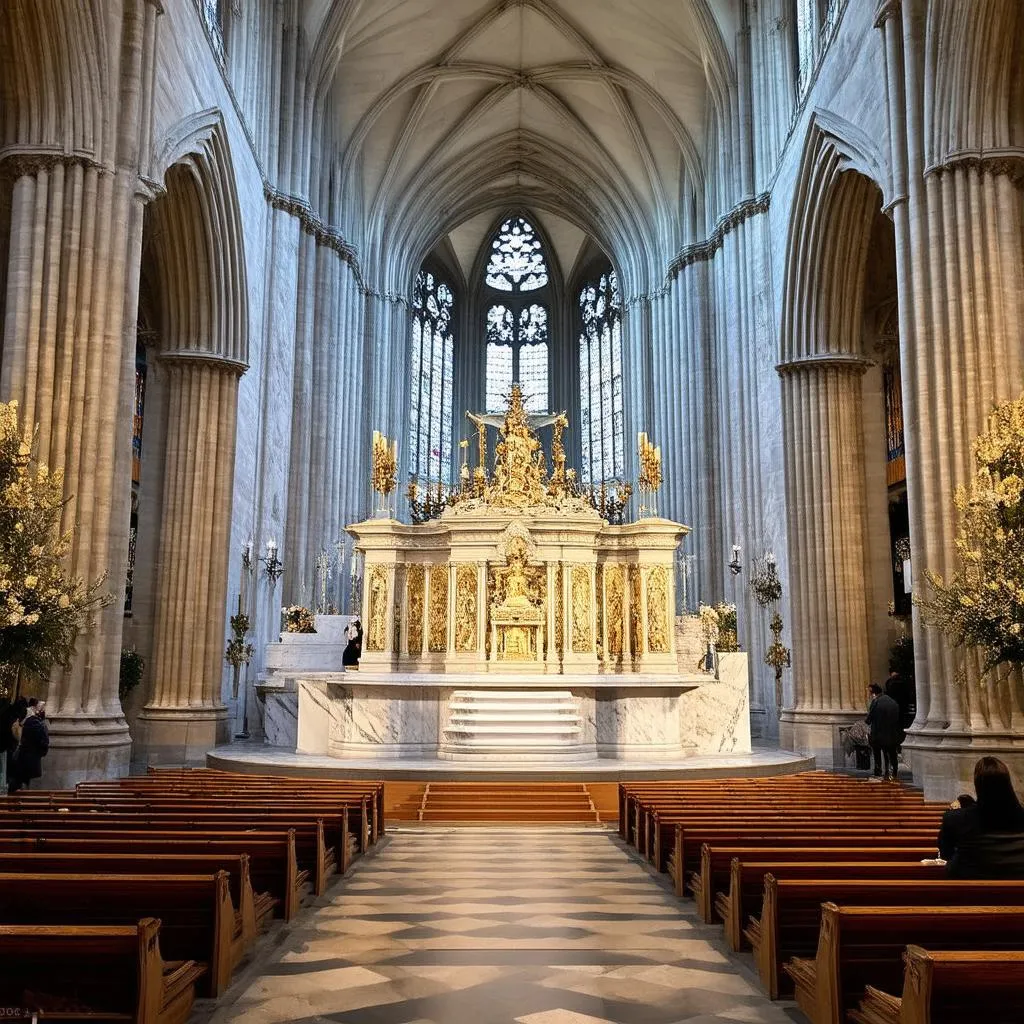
[259,387,752,765]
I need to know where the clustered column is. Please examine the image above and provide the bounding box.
[139,354,243,760]
[778,356,874,763]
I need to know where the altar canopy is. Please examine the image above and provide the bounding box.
[349,386,687,675]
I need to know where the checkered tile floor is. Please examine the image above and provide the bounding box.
[213,829,800,1024]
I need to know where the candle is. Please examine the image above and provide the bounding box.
[732,544,741,562]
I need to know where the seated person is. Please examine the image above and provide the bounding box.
[938,757,1024,878]
[342,619,362,667]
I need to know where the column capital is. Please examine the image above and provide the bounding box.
[776,352,873,377]
[873,0,901,28]
[0,147,105,180]
[924,148,1024,186]
[159,348,248,375]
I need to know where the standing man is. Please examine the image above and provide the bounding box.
[865,683,901,781]
[10,699,49,792]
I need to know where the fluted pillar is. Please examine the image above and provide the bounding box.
[137,354,242,761]
[778,355,874,765]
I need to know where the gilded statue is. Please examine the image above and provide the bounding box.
[493,536,541,608]
[366,564,389,651]
[488,385,549,509]
[455,565,478,652]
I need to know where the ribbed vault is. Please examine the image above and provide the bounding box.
[304,0,738,298]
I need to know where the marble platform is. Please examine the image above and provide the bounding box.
[207,742,814,780]
[259,653,752,764]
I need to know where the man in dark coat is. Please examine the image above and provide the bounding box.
[11,700,49,792]
[865,683,901,781]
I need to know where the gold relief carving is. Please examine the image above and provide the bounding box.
[646,565,670,653]
[595,564,604,658]
[406,564,425,654]
[554,563,564,655]
[455,564,479,652]
[605,564,626,657]
[571,565,593,654]
[392,566,404,653]
[630,566,644,655]
[428,565,449,653]
[366,564,389,652]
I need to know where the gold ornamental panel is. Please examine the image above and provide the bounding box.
[393,566,404,653]
[428,565,449,653]
[455,564,479,652]
[605,564,626,657]
[406,564,425,654]
[646,565,670,653]
[595,564,604,658]
[365,564,389,652]
[629,565,644,655]
[554,563,564,655]
[571,565,593,654]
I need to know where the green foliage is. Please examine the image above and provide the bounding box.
[918,394,1024,675]
[225,612,253,668]
[119,647,145,702]
[0,401,109,686]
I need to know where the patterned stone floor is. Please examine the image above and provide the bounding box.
[212,829,801,1024]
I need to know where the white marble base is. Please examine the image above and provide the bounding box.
[207,742,813,780]
[283,658,751,763]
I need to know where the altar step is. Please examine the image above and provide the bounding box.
[442,689,587,761]
[417,781,601,823]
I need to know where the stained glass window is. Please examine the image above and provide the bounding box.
[486,217,548,292]
[579,269,624,485]
[408,270,455,484]
[483,216,551,412]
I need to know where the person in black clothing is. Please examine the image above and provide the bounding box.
[342,618,362,667]
[2,696,28,794]
[10,699,48,792]
[938,757,1024,879]
[865,683,901,781]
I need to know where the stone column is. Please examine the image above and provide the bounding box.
[137,353,243,761]
[778,355,874,765]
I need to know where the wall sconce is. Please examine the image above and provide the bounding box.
[262,537,284,586]
[241,536,255,574]
[728,543,743,576]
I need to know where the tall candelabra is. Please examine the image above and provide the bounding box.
[371,429,398,516]
[637,431,663,517]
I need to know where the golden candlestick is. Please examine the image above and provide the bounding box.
[371,429,398,513]
[637,431,662,517]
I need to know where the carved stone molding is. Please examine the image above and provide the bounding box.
[775,352,873,377]
[158,349,248,375]
[925,149,1024,186]
[0,149,105,181]
[667,192,771,277]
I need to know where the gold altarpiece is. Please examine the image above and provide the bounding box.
[350,387,688,675]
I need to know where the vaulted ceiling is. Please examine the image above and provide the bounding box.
[307,0,738,295]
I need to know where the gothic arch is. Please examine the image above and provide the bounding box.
[780,111,887,366]
[147,110,249,365]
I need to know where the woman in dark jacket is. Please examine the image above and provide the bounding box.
[938,757,1024,879]
[11,702,48,792]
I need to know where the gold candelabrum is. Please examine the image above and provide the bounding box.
[371,429,398,514]
[637,431,662,517]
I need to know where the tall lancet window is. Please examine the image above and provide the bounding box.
[578,268,624,485]
[408,269,455,484]
[794,0,817,93]
[483,216,551,413]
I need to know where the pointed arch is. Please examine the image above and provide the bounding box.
[147,110,249,365]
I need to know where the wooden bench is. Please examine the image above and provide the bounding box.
[0,919,205,1024]
[0,812,338,895]
[849,945,1024,1024]
[710,851,938,948]
[0,871,238,997]
[747,877,1024,999]
[668,826,941,898]
[0,829,308,920]
[786,904,1024,1024]
[0,850,275,947]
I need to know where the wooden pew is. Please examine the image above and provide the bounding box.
[0,871,238,997]
[668,826,941,898]
[0,811,338,895]
[849,945,1024,1024]
[0,850,275,947]
[787,905,1024,1024]
[0,919,205,1024]
[747,877,1024,999]
[695,844,936,926]
[0,829,307,920]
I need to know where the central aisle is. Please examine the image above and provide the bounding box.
[216,829,796,1024]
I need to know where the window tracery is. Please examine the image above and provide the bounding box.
[578,269,624,485]
[483,216,551,413]
[408,269,455,484]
